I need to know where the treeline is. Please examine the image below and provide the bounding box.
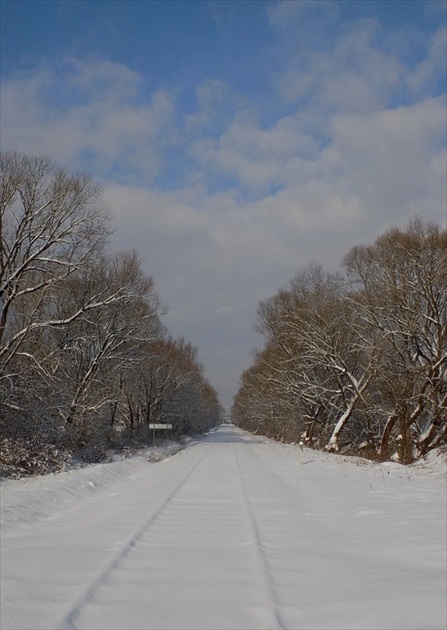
[232,219,446,463]
[0,152,221,475]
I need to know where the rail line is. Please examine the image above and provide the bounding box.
[55,444,213,630]
[232,444,285,630]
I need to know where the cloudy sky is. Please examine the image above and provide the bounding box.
[1,0,446,410]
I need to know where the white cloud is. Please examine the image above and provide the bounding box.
[184,79,243,134]
[192,112,318,194]
[275,17,405,112]
[0,59,175,182]
[66,57,142,102]
[1,8,445,409]
[267,0,340,38]
[408,27,447,95]
[327,96,446,220]
[215,305,234,317]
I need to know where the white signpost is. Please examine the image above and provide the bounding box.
[148,424,173,430]
[298,441,304,465]
[148,423,173,446]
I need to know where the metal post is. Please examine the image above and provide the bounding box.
[298,440,304,465]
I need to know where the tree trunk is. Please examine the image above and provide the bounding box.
[378,412,398,456]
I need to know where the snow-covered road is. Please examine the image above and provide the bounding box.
[1,426,446,630]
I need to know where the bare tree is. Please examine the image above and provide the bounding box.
[119,336,219,441]
[0,152,112,435]
[235,220,445,463]
[344,220,447,461]
[254,265,379,451]
[49,251,163,444]
[1,152,221,472]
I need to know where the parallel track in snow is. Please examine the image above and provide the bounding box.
[56,438,286,630]
[232,444,285,630]
[3,427,445,630]
[56,445,213,630]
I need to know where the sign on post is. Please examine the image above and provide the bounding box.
[148,423,173,446]
[148,424,173,430]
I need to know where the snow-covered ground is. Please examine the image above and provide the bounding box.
[1,426,446,630]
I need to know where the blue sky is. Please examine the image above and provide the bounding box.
[1,0,446,410]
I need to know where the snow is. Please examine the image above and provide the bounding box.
[1,427,446,630]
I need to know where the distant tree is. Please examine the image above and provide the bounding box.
[253,264,379,451]
[120,336,220,440]
[50,250,163,444]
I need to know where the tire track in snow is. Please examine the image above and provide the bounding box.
[232,444,285,630]
[55,444,213,630]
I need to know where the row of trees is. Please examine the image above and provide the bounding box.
[1,152,221,467]
[232,220,446,463]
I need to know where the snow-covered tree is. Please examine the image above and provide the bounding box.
[344,219,447,461]
[234,220,446,463]
[0,152,109,436]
